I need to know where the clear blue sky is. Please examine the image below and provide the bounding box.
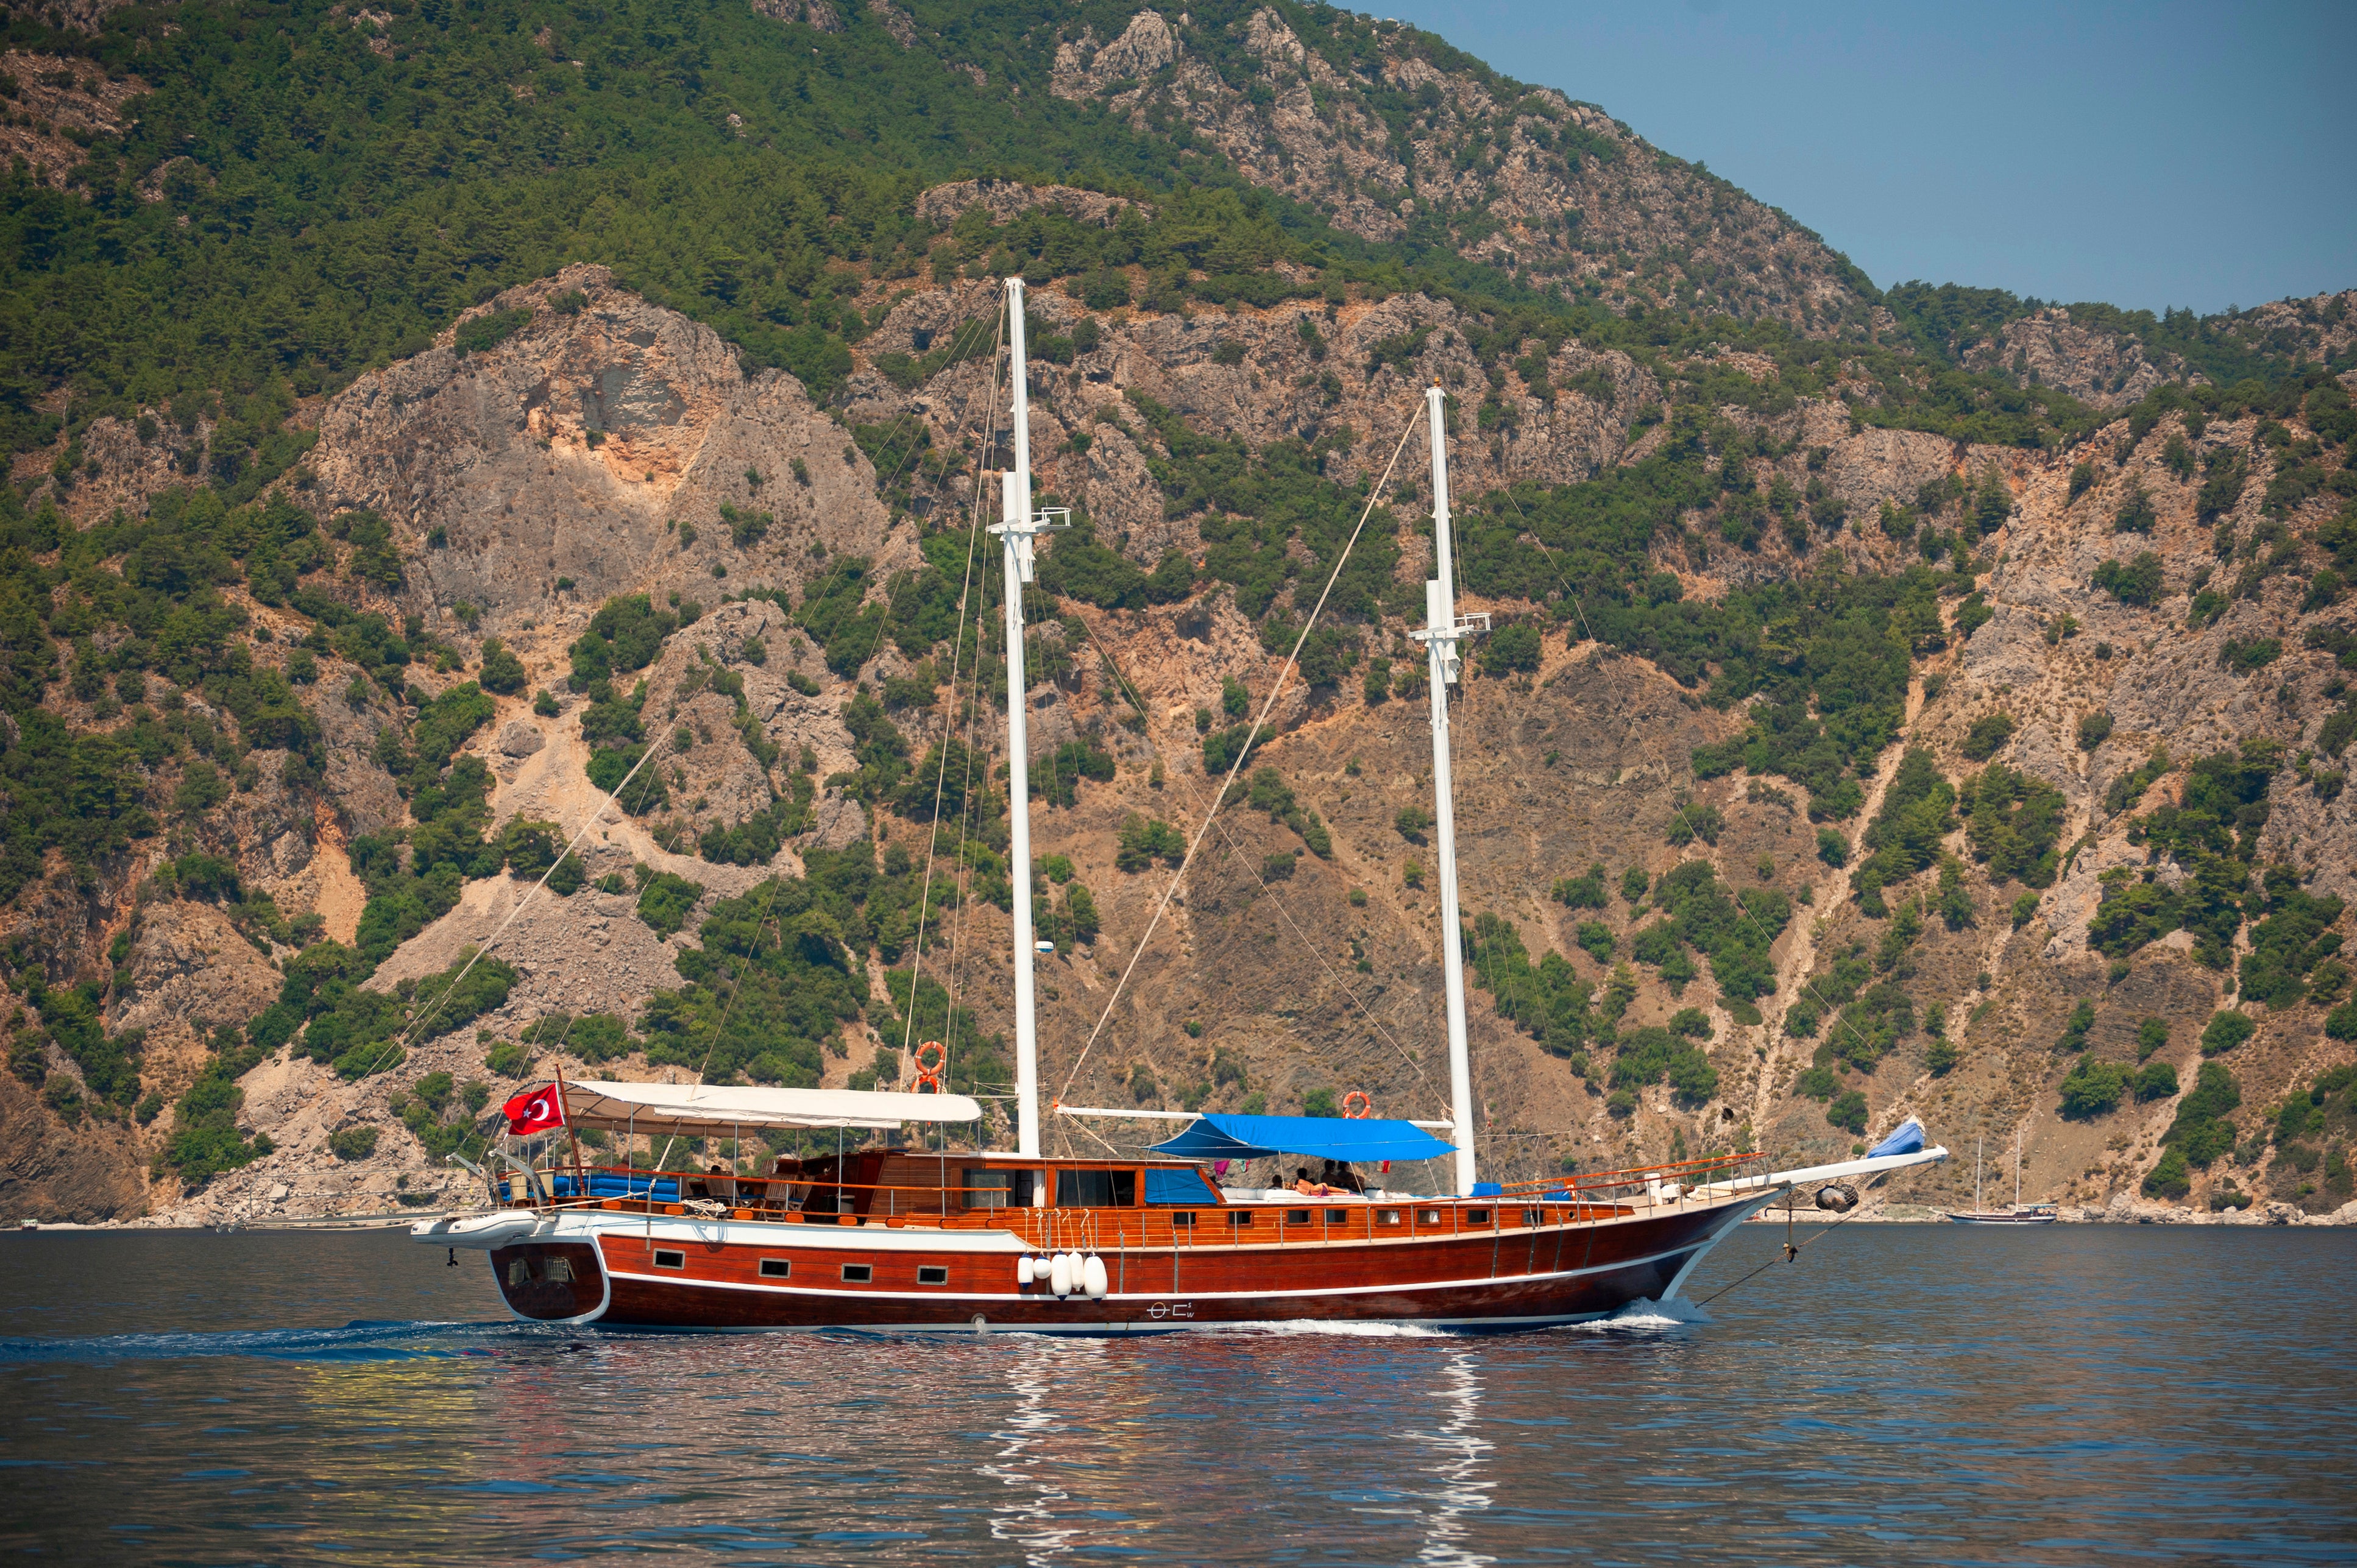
[1380,1,2355,316]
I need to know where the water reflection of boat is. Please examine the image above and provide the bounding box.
[409,278,1946,1333]
[1947,1131,2057,1224]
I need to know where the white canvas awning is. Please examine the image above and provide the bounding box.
[559,1079,980,1137]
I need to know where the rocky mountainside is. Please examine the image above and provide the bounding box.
[1045,8,1874,334]
[1,1,2353,1230]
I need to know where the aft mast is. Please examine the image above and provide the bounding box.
[992,278,1061,1159]
[1412,386,1485,1196]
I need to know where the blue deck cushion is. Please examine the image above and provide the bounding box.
[542,1172,681,1202]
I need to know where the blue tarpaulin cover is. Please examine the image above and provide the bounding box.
[1143,1167,1219,1206]
[1868,1117,1926,1158]
[1147,1113,1457,1165]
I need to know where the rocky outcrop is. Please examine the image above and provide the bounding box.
[304,264,911,641]
[914,180,1151,231]
[0,52,145,188]
[1961,308,2184,408]
[110,903,285,1045]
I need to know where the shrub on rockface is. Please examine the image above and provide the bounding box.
[2059,1053,2133,1119]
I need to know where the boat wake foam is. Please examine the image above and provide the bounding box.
[1197,1319,1451,1339]
[1560,1296,1712,1333]
[0,1318,585,1365]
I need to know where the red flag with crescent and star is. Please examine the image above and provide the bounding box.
[503,1083,567,1136]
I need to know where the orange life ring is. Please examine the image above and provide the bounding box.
[913,1039,948,1093]
[1341,1090,1372,1119]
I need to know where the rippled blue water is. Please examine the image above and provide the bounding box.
[2,1224,2352,1564]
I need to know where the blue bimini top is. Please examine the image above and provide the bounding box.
[1146,1113,1456,1166]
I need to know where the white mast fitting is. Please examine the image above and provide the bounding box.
[991,278,1065,1159]
[1411,385,1486,1195]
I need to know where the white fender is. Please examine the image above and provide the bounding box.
[1016,1255,1036,1285]
[1049,1252,1074,1297]
[1082,1254,1109,1300]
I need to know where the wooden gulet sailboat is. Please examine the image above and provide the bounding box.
[1944,1129,2057,1224]
[412,278,1948,1332]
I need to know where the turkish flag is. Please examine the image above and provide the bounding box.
[503,1083,567,1136]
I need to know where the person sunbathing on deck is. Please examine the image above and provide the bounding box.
[1293,1167,1344,1198]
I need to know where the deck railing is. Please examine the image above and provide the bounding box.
[492,1151,1773,1240]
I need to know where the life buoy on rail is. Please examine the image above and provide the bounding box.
[914,1040,948,1093]
[1341,1091,1372,1119]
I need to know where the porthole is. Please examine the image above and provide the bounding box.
[917,1266,949,1285]
[842,1263,873,1283]
[758,1258,791,1279]
[653,1249,686,1270]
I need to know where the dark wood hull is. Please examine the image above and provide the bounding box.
[487,1195,1767,1334]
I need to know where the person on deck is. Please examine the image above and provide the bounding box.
[1320,1159,1364,1195]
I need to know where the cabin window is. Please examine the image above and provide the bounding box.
[1227,1210,1254,1227]
[1465,1209,1492,1226]
[1324,1209,1351,1225]
[842,1264,873,1283]
[1417,1209,1442,1226]
[1286,1209,1312,1226]
[653,1249,686,1270]
[964,1169,1038,1210]
[545,1257,574,1283]
[1055,1169,1138,1207]
[758,1259,791,1280]
[917,1266,949,1285]
[1377,1209,1403,1226]
[1170,1212,1197,1228]
[1524,1207,1545,1226]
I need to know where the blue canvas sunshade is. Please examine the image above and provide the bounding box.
[1148,1113,1457,1165]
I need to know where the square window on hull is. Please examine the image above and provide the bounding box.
[842,1264,873,1284]
[758,1258,791,1279]
[653,1249,686,1270]
[917,1266,948,1285]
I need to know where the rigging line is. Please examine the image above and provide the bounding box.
[936,328,1011,1145]
[785,304,1004,639]
[343,725,668,1089]
[1693,1185,1870,1308]
[652,313,1013,1170]
[1065,611,1431,1086]
[1055,398,1425,1106]
[1489,479,1898,1079]
[901,308,1006,1066]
